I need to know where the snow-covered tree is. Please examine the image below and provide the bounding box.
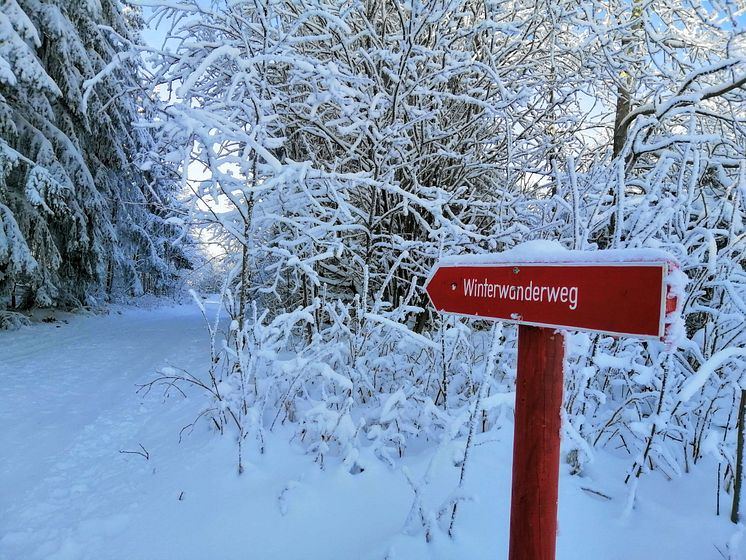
[145,0,746,518]
[539,0,746,498]
[0,0,188,320]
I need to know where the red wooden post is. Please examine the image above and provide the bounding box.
[508,325,565,560]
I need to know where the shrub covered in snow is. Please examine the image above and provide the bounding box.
[142,0,746,520]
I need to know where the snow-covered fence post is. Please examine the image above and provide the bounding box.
[425,242,682,560]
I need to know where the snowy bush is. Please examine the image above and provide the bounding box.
[0,309,29,330]
[141,0,746,521]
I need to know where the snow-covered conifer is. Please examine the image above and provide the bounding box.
[0,0,187,317]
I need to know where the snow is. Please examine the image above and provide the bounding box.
[81,51,136,114]
[677,346,746,402]
[0,303,740,559]
[363,312,438,349]
[437,240,677,266]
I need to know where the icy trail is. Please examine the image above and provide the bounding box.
[0,303,740,559]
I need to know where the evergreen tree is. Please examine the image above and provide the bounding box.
[0,0,188,321]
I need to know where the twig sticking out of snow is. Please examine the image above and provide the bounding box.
[118,443,150,460]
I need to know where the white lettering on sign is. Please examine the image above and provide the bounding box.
[463,278,579,310]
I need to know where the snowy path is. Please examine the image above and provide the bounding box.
[0,305,213,559]
[0,304,413,560]
[0,304,740,560]
[0,306,208,496]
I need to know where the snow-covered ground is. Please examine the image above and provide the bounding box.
[0,303,741,559]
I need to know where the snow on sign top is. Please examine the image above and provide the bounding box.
[426,242,685,342]
[435,240,676,266]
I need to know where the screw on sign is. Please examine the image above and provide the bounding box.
[424,243,684,560]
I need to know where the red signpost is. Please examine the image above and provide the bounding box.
[425,257,677,560]
[510,324,564,560]
[425,263,670,338]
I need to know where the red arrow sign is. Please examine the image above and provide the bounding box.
[426,252,681,560]
[425,262,671,338]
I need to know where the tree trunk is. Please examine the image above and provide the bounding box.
[731,389,746,523]
[612,83,631,159]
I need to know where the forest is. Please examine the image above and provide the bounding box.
[1,1,745,559]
